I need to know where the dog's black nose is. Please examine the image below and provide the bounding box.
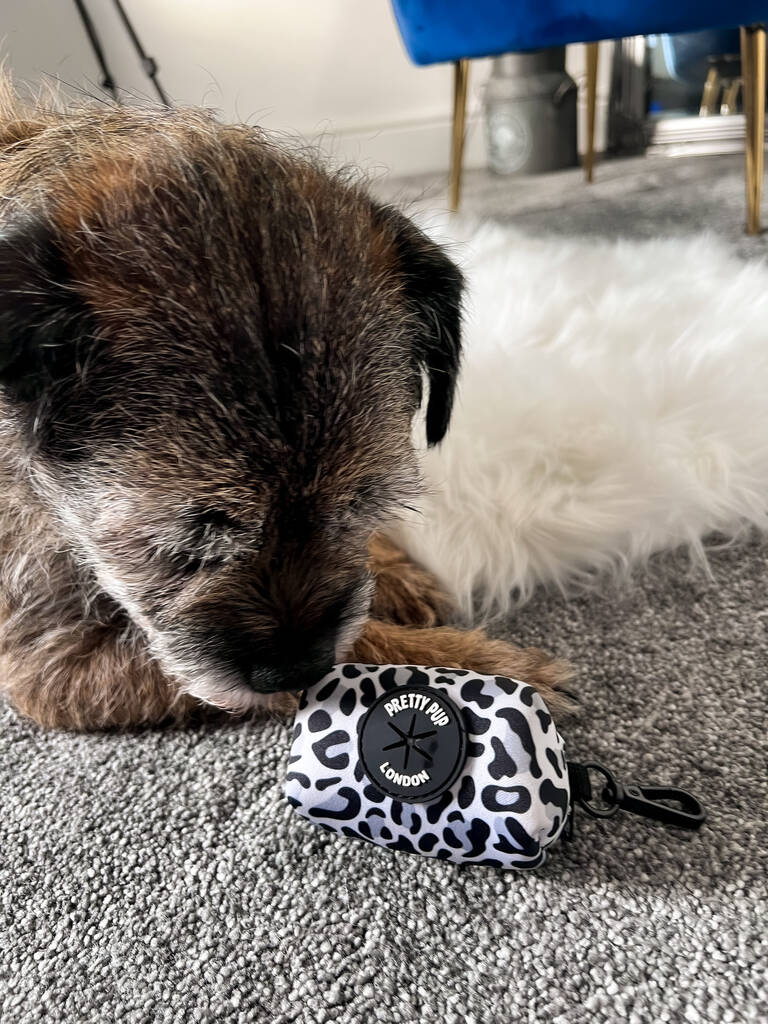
[249,653,335,694]
[202,623,341,694]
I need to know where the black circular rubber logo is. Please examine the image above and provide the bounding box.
[358,686,467,804]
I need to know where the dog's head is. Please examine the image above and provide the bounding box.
[0,105,463,710]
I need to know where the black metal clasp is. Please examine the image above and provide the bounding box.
[609,780,706,829]
[567,761,706,833]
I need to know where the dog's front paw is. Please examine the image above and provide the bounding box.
[350,621,577,718]
[460,635,577,717]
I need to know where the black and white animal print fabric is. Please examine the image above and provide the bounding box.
[285,665,570,870]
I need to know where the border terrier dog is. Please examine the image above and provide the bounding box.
[0,84,572,731]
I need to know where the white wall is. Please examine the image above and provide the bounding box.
[2,0,608,178]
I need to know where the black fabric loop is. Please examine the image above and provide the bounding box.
[567,761,620,819]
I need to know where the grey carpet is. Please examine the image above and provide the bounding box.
[373,152,768,261]
[2,534,766,1023]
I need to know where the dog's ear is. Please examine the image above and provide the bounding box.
[0,214,89,402]
[374,205,464,446]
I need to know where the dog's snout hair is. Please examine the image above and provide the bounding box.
[168,554,376,698]
[0,81,465,720]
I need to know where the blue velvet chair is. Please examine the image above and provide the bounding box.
[391,0,768,232]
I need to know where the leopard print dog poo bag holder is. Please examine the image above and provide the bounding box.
[285,665,570,869]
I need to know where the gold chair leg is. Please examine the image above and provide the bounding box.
[721,78,741,116]
[699,66,721,115]
[584,42,599,183]
[741,25,766,235]
[449,59,469,213]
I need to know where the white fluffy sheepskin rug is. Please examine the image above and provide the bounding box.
[389,218,768,617]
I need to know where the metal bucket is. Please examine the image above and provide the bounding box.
[484,48,578,174]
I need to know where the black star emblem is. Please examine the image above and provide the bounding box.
[382,713,437,771]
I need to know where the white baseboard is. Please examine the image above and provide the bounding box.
[313,111,489,179]
[314,99,608,180]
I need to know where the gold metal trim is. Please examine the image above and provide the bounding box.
[699,67,721,115]
[584,42,599,183]
[741,25,766,235]
[449,59,469,212]
[720,78,741,115]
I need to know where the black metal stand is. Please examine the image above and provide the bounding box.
[71,0,170,106]
[71,0,119,102]
[111,0,170,106]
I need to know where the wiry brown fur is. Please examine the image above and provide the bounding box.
[0,82,574,731]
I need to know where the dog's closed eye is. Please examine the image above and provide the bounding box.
[335,466,422,530]
[155,507,255,577]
